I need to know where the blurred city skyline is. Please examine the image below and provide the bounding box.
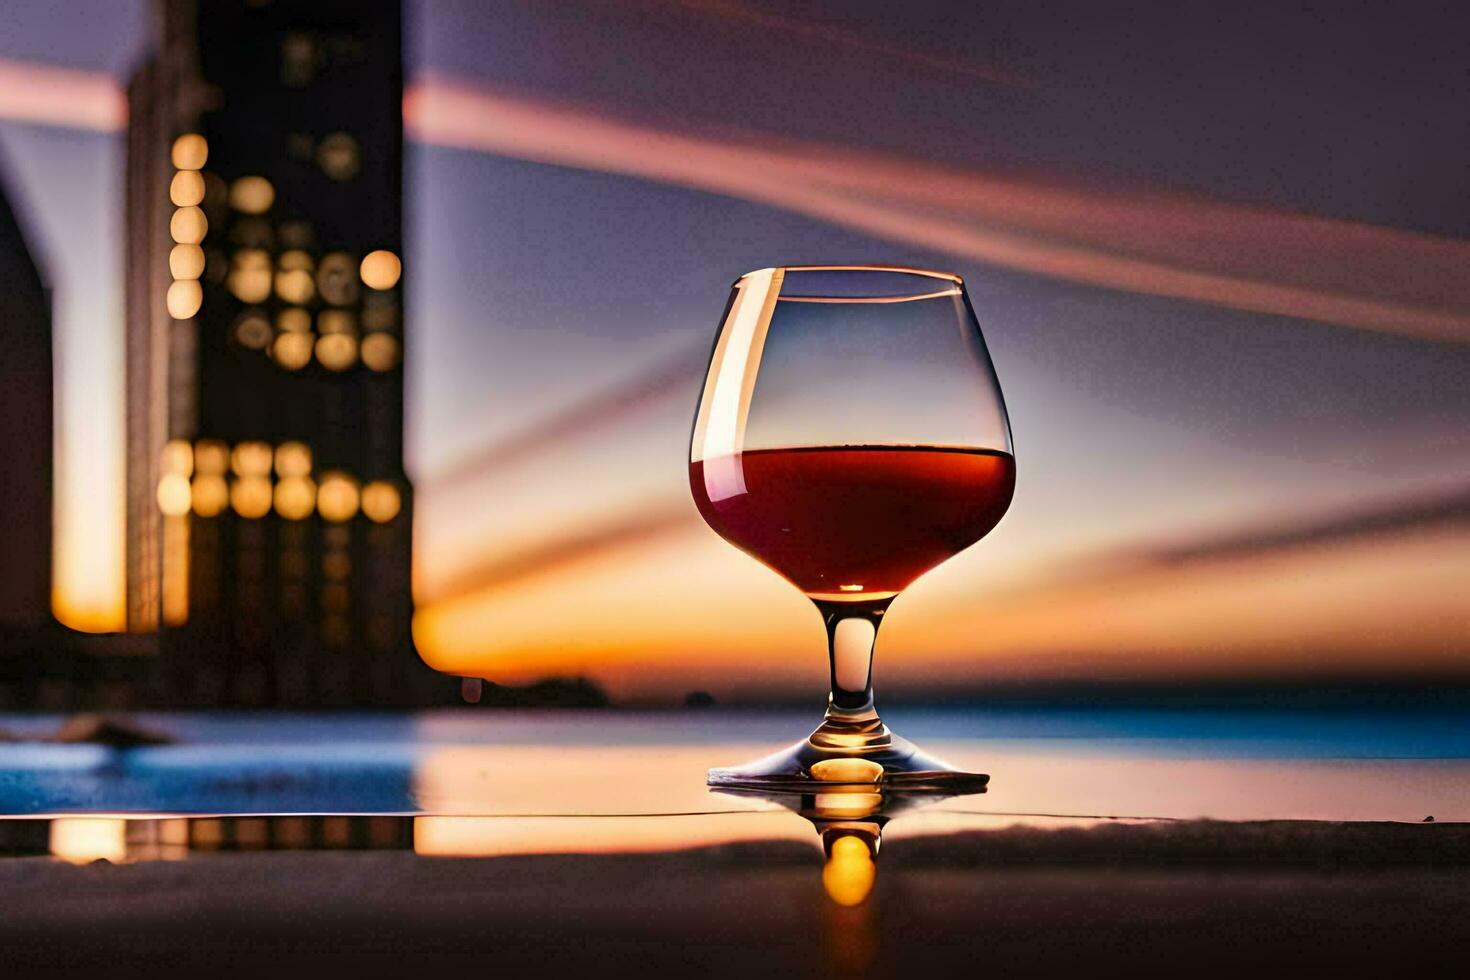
[1,1,1466,700]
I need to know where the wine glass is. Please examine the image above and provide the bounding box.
[690,265,1013,789]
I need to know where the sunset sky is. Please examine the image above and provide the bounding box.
[1,2,1467,699]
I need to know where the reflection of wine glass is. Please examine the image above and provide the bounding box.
[691,266,1014,790]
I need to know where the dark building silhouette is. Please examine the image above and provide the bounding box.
[0,169,53,639]
[124,0,445,705]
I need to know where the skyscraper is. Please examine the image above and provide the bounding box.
[125,0,437,705]
[0,168,53,637]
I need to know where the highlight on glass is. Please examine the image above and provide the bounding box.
[690,265,1014,789]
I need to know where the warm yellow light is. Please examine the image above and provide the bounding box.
[169,243,206,280]
[171,133,208,170]
[230,476,273,519]
[230,441,273,477]
[169,169,206,207]
[190,474,229,517]
[170,206,208,245]
[229,175,275,214]
[274,476,317,520]
[272,332,314,371]
[361,333,400,372]
[315,333,357,371]
[274,267,315,304]
[227,248,272,303]
[166,279,203,319]
[156,473,192,516]
[361,481,402,524]
[277,307,311,333]
[822,834,876,907]
[360,249,401,290]
[317,472,360,523]
[193,439,228,475]
[277,249,314,272]
[160,438,193,476]
[233,311,274,350]
[275,441,312,477]
[317,251,359,306]
[318,309,355,335]
[317,131,361,181]
[50,818,127,864]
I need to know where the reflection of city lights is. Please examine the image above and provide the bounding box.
[274,268,315,304]
[317,131,361,181]
[231,476,273,519]
[169,170,205,207]
[361,481,402,523]
[361,332,401,372]
[318,309,355,335]
[315,333,357,371]
[272,332,314,371]
[156,473,192,516]
[359,249,401,290]
[317,472,360,523]
[194,439,229,475]
[231,441,273,477]
[169,243,206,280]
[160,438,193,476]
[170,206,208,244]
[191,474,229,517]
[166,279,203,319]
[171,133,208,170]
[50,818,127,864]
[822,834,876,907]
[229,175,275,214]
[274,476,317,520]
[233,311,274,350]
[275,441,312,477]
[277,307,311,333]
[316,252,359,306]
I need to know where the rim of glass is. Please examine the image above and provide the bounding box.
[735,265,964,303]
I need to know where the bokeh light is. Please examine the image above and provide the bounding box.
[227,249,273,303]
[275,441,313,477]
[822,834,877,907]
[230,441,273,477]
[156,473,192,516]
[169,206,208,244]
[317,131,361,181]
[274,268,315,304]
[359,249,401,290]
[317,472,360,523]
[315,333,357,371]
[361,481,402,523]
[318,309,355,335]
[190,474,229,517]
[274,476,317,520]
[360,332,401,372]
[169,170,205,207]
[170,133,208,170]
[230,476,273,519]
[228,175,275,214]
[169,243,206,280]
[272,332,314,370]
[160,438,193,477]
[193,439,229,475]
[316,251,359,305]
[233,310,274,350]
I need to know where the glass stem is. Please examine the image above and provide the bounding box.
[815,598,892,725]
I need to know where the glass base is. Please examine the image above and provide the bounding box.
[707,715,989,791]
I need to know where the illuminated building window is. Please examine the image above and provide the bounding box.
[317,131,361,181]
[227,249,273,303]
[361,332,400,372]
[233,310,274,350]
[361,481,402,523]
[315,333,357,371]
[191,474,229,517]
[274,476,317,520]
[275,441,312,478]
[230,476,273,519]
[169,170,206,207]
[272,332,314,371]
[160,438,194,476]
[171,133,208,170]
[157,473,193,516]
[170,206,208,245]
[167,279,203,319]
[318,309,355,335]
[275,267,315,304]
[359,249,401,290]
[316,252,359,306]
[229,175,275,214]
[317,471,360,523]
[230,441,273,477]
[169,243,206,280]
